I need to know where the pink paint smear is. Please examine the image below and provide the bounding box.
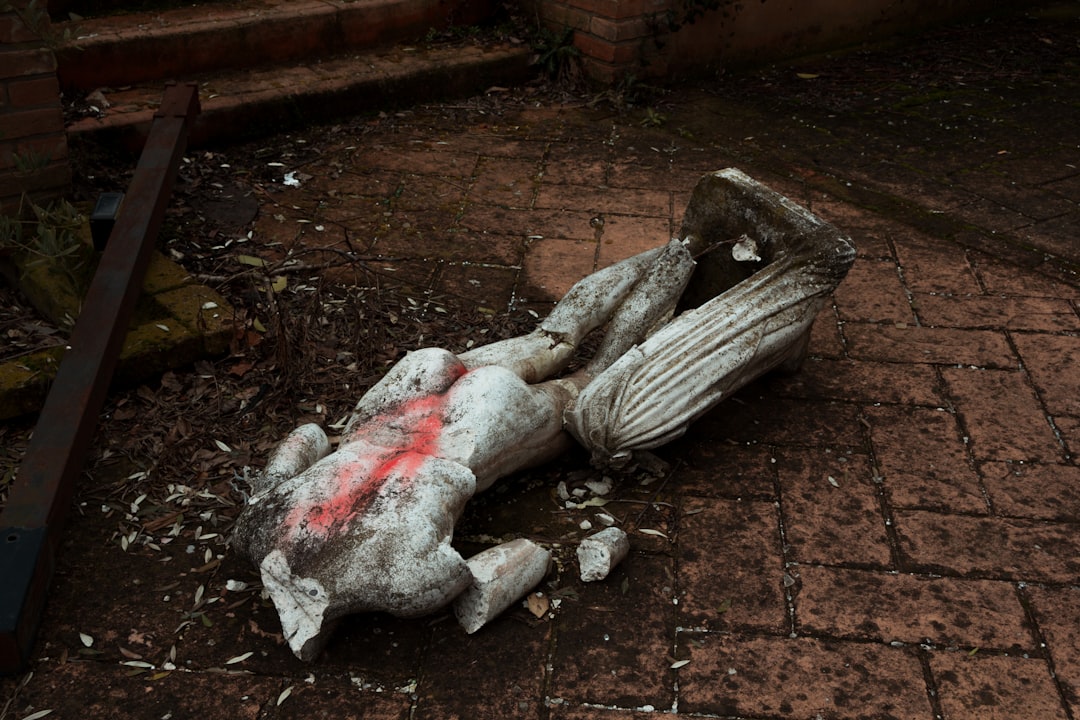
[283,372,466,542]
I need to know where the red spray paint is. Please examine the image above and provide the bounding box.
[283,368,468,541]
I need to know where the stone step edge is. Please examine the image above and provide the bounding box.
[0,251,234,421]
[67,42,534,150]
[57,0,496,90]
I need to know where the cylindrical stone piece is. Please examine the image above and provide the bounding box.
[453,538,551,634]
[577,527,629,582]
[263,423,329,483]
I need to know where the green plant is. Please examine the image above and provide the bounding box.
[640,107,667,128]
[0,195,85,269]
[11,148,53,175]
[532,25,581,85]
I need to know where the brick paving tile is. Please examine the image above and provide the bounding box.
[392,173,468,211]
[795,566,1033,652]
[319,196,393,232]
[915,293,1080,333]
[431,228,524,266]
[844,323,1016,368]
[444,134,548,160]
[520,237,598,298]
[252,206,322,255]
[1019,214,1080,263]
[1053,415,1080,459]
[549,707,654,718]
[808,307,847,358]
[606,161,683,194]
[543,143,608,186]
[469,156,542,207]
[437,260,520,309]
[458,205,596,241]
[960,174,1077,224]
[969,251,1080,299]
[414,620,550,720]
[534,183,672,217]
[941,367,1064,463]
[666,439,777,500]
[697,395,865,448]
[980,461,1080,521]
[894,241,981,295]
[992,155,1080,187]
[595,214,674,266]
[847,231,894,261]
[0,660,296,720]
[865,405,988,514]
[1011,333,1080,417]
[317,613,429,684]
[1045,172,1080,197]
[354,145,478,177]
[1027,584,1080,709]
[677,496,788,633]
[772,357,945,406]
[359,257,438,293]
[822,198,894,233]
[930,651,1069,720]
[809,206,901,254]
[313,168,397,205]
[833,256,916,324]
[676,633,934,719]
[374,207,457,249]
[894,510,1080,583]
[548,554,676,710]
[952,197,1037,236]
[275,682,414,718]
[775,449,892,567]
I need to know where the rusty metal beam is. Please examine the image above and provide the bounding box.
[0,83,200,674]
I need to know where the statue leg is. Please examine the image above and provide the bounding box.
[565,169,856,467]
[565,265,831,466]
[458,239,695,383]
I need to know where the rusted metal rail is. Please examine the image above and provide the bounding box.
[0,83,200,673]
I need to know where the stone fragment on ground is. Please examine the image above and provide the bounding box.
[453,538,552,634]
[577,527,630,582]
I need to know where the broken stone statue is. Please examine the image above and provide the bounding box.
[233,168,855,660]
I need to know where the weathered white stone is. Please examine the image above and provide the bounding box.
[577,527,630,582]
[255,423,329,494]
[453,539,552,634]
[564,169,855,467]
[234,168,855,660]
[259,549,331,661]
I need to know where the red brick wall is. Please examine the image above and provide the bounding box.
[534,0,671,82]
[1,0,71,214]
[530,0,999,83]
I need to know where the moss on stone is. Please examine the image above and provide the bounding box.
[0,346,65,420]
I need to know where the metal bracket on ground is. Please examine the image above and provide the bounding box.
[0,83,200,674]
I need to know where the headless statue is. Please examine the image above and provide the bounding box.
[233,169,855,660]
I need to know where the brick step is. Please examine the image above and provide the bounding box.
[52,0,236,23]
[65,40,533,149]
[55,0,497,90]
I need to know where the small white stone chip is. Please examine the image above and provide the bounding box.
[577,527,630,582]
[453,539,551,634]
[731,233,761,263]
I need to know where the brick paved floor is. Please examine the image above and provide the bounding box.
[4,5,1080,720]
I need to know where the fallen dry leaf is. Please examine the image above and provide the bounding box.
[526,592,549,618]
